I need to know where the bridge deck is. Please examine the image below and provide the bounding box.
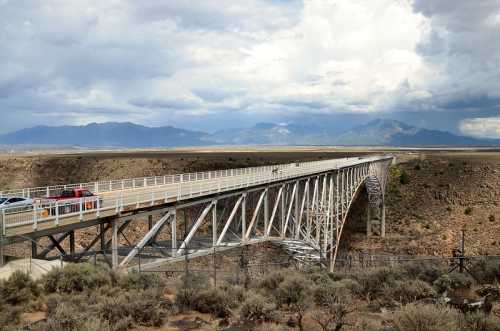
[1,155,392,239]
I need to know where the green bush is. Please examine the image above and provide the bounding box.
[470,258,500,284]
[255,269,287,292]
[96,289,166,327]
[240,292,277,322]
[399,170,410,185]
[383,280,437,304]
[118,271,165,291]
[42,263,112,293]
[219,283,247,307]
[0,304,22,328]
[175,288,197,310]
[399,261,446,284]
[191,287,233,317]
[433,273,473,293]
[313,281,352,307]
[460,312,500,331]
[0,270,39,305]
[391,304,460,331]
[464,207,473,215]
[351,267,403,298]
[275,273,312,307]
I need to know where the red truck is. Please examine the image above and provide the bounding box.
[44,188,102,216]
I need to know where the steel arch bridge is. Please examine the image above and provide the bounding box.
[0,155,394,272]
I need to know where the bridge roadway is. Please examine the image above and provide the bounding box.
[1,155,391,240]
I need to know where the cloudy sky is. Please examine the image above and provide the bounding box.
[1,0,500,137]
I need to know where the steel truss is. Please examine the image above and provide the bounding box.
[112,158,393,272]
[5,158,392,271]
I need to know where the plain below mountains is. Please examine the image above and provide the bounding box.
[0,119,497,147]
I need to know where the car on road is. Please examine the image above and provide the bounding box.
[0,196,35,211]
[43,188,103,216]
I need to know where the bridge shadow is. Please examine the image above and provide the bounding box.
[336,184,371,257]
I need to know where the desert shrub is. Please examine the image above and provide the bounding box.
[96,289,166,327]
[240,291,277,322]
[433,273,473,293]
[175,288,197,310]
[47,303,83,330]
[351,267,403,298]
[399,261,446,284]
[179,272,210,291]
[383,280,437,304]
[464,207,473,215]
[0,304,22,328]
[306,268,334,285]
[219,283,247,307]
[470,258,500,284]
[488,214,495,223]
[391,304,460,331]
[313,281,352,307]
[336,278,363,296]
[42,263,112,293]
[399,170,410,185]
[275,273,312,307]
[191,287,233,317]
[311,303,351,331]
[118,270,165,291]
[78,318,112,331]
[255,269,287,292]
[459,312,500,331]
[0,270,39,305]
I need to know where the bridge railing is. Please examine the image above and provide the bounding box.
[0,161,298,199]
[0,156,394,235]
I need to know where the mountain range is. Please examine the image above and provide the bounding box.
[0,119,497,147]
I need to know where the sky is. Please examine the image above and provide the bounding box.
[1,0,500,137]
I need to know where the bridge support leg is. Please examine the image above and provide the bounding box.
[112,220,118,269]
[69,231,75,256]
[381,201,386,238]
[31,239,38,258]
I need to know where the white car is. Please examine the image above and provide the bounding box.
[0,196,35,210]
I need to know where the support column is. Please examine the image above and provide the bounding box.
[148,215,153,231]
[100,223,106,253]
[69,231,75,256]
[241,194,246,240]
[171,209,177,256]
[281,186,285,238]
[212,200,217,246]
[264,189,269,238]
[294,181,299,237]
[112,219,118,269]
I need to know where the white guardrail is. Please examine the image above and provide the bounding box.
[0,155,393,234]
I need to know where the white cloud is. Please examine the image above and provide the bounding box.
[0,0,499,134]
[459,117,500,139]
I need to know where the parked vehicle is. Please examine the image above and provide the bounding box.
[0,196,35,211]
[44,189,102,216]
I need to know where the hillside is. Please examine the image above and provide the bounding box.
[2,119,499,147]
[0,122,211,147]
[335,119,491,146]
[346,152,500,256]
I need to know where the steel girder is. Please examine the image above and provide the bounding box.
[116,158,392,271]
